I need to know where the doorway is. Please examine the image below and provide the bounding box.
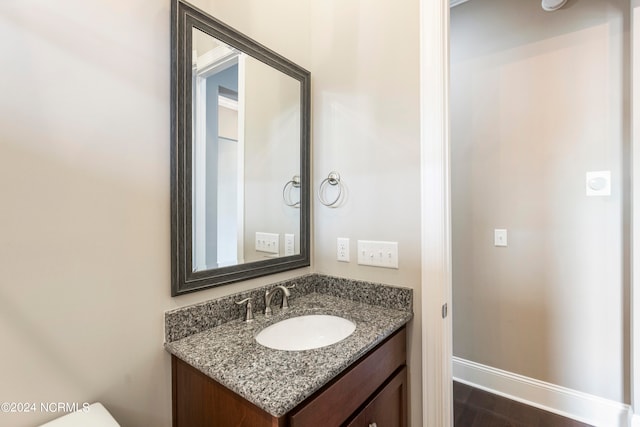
[449,0,630,425]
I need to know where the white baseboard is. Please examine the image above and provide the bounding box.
[452,356,631,427]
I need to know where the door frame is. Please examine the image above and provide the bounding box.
[631,2,640,425]
[419,0,452,426]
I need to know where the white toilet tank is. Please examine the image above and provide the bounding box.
[38,403,119,427]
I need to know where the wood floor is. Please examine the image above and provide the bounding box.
[453,381,594,427]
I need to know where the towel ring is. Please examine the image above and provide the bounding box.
[318,172,342,207]
[282,175,301,207]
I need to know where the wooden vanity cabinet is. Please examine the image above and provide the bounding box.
[172,327,407,427]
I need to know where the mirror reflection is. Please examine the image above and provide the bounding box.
[191,28,302,272]
[171,0,310,296]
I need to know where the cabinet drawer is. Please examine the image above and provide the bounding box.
[289,327,406,427]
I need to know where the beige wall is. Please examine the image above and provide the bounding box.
[0,0,311,426]
[309,0,423,425]
[451,0,629,403]
[1,0,423,426]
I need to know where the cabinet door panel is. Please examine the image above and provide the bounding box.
[290,329,406,427]
[172,356,285,427]
[346,366,407,427]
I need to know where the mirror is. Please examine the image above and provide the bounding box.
[171,0,311,295]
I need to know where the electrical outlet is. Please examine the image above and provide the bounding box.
[337,237,350,262]
[284,234,295,256]
[255,232,279,254]
[357,240,398,269]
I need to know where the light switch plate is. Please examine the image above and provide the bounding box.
[357,240,398,269]
[256,232,279,254]
[494,229,507,247]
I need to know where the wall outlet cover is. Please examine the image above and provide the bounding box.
[284,233,295,256]
[337,237,350,262]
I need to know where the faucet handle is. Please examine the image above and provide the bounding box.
[235,298,254,322]
[281,284,296,310]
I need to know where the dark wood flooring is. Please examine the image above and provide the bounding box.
[453,381,594,427]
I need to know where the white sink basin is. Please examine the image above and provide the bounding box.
[255,315,356,351]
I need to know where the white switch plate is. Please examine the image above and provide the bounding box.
[256,232,279,254]
[337,237,350,262]
[494,229,507,247]
[586,171,611,196]
[284,233,295,256]
[357,240,398,269]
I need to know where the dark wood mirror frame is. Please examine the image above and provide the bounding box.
[170,0,311,296]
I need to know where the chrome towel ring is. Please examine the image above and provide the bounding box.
[318,171,342,207]
[282,175,301,207]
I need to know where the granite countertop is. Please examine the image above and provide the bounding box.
[165,291,412,418]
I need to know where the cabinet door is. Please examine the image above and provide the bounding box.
[172,356,285,427]
[346,366,407,427]
[289,329,406,427]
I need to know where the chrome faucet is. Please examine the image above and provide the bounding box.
[264,284,296,316]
